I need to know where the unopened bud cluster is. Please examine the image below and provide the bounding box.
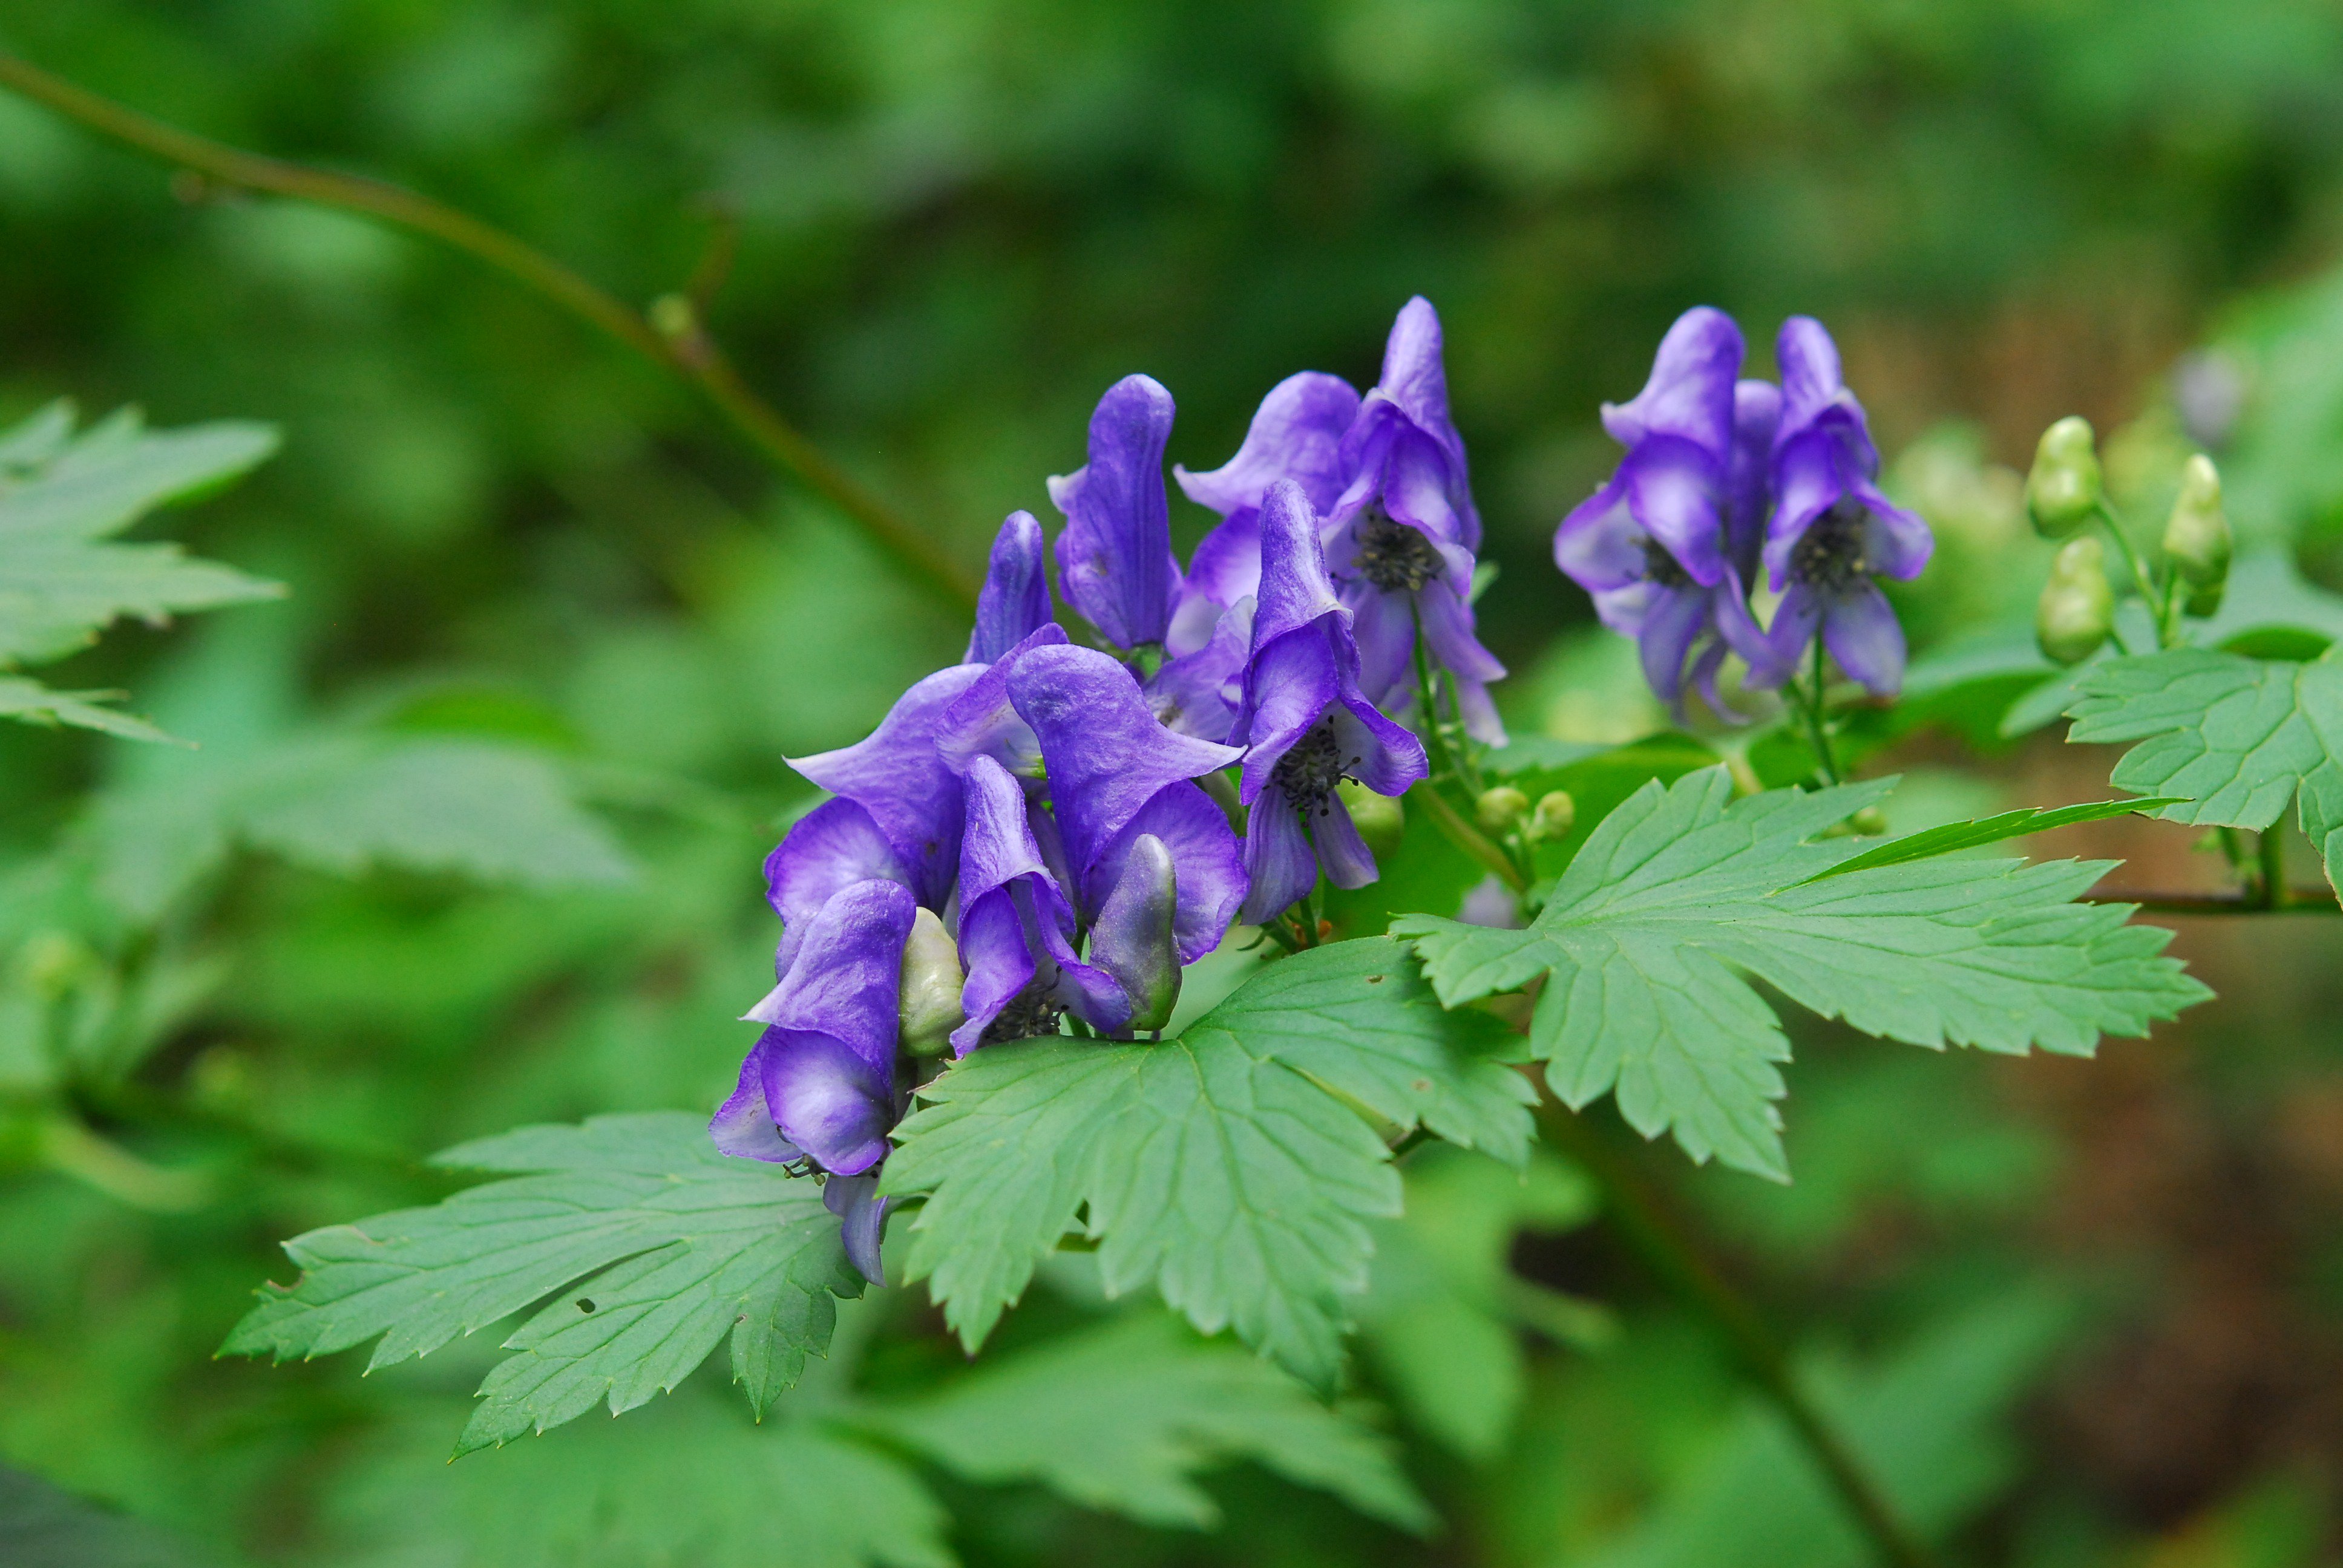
[2027,414,2230,663]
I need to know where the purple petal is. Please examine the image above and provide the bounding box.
[1749,583,1825,691]
[1762,427,1845,587]
[790,665,988,908]
[936,623,1069,782]
[1375,298,1467,477]
[1553,475,1647,592]
[1342,581,1416,710]
[1173,371,1362,518]
[1711,564,1777,678]
[1852,476,1935,581]
[1636,583,1713,704]
[957,754,1056,903]
[1312,794,1379,889]
[1374,425,1468,546]
[1328,692,1429,797]
[949,886,1037,1056]
[1086,832,1180,1032]
[759,1031,895,1175]
[1049,374,1182,650]
[1007,642,1243,878]
[1821,580,1907,696]
[1250,480,1347,650]
[1450,673,1507,748]
[1085,780,1246,962]
[743,880,917,1076]
[764,799,912,978]
[1238,785,1317,926]
[1165,509,1262,656]
[1234,625,1343,802]
[966,511,1054,664]
[1774,316,1846,439]
[1726,380,1783,571]
[1624,436,1728,586]
[1145,596,1254,743]
[710,1034,803,1163]
[1458,875,1523,929]
[1602,307,1742,456]
[1417,577,1506,685]
[823,1172,889,1285]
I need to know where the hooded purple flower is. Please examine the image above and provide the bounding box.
[967,509,1054,664]
[1049,374,1183,652]
[1737,318,1933,697]
[1233,480,1428,924]
[1555,307,1768,714]
[713,878,916,1281]
[785,664,988,912]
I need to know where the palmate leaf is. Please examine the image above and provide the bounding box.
[882,936,1535,1391]
[1799,797,2186,882]
[221,1112,863,1454]
[860,1312,1433,1532]
[2066,644,2343,890]
[0,676,175,743]
[1394,770,2208,1180]
[0,403,282,667]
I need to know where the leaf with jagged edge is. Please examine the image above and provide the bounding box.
[2066,644,2343,892]
[0,676,177,743]
[1800,797,2185,882]
[882,936,1533,1391]
[221,1113,861,1453]
[1395,769,2208,1180]
[859,1311,1434,1532]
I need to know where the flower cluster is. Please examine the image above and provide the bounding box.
[716,299,1505,1279]
[1553,309,1933,712]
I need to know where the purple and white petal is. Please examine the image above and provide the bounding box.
[759,1031,896,1176]
[1622,436,1728,586]
[710,1033,803,1163]
[764,799,913,978]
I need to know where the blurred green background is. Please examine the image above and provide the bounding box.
[7,2,2343,1564]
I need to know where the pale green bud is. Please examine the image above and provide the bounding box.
[1475,785,1530,832]
[2025,417,2103,539]
[1529,789,1577,840]
[1849,806,1889,837]
[1336,780,1404,855]
[2036,535,2115,665]
[2161,454,2230,607]
[898,907,964,1056]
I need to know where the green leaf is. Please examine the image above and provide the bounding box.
[0,408,283,666]
[0,676,178,743]
[2066,644,2343,890]
[320,1388,951,1568]
[1357,1146,1605,1459]
[88,733,634,920]
[1798,797,2186,882]
[883,936,1532,1390]
[221,1112,862,1452]
[1395,770,2209,1180]
[863,1312,1434,1532]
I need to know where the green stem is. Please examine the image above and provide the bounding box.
[1412,779,1525,891]
[2092,501,2164,643]
[0,48,978,610]
[1537,1103,1942,1568]
[2258,829,2290,910]
[1409,605,1460,785]
[2085,887,2338,915]
[1800,639,1842,786]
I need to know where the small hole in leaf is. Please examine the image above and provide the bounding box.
[576,1298,597,1313]
[1366,975,1385,984]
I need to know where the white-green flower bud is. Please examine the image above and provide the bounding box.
[2036,535,2115,665]
[1475,785,1530,833]
[2162,454,2230,606]
[1529,789,1576,840]
[1336,780,1404,855]
[898,907,964,1056]
[2025,416,2103,539]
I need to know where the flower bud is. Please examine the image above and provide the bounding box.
[2025,417,2103,539]
[2036,536,2115,665]
[1849,806,1889,837]
[2162,454,2230,610]
[898,907,965,1056]
[1337,780,1404,855]
[1091,834,1180,1034]
[1475,785,1530,832]
[1529,789,1576,840]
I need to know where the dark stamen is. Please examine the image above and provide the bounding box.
[982,985,1066,1046]
[1789,498,1870,592]
[1641,536,1693,590]
[1355,509,1446,594]
[1271,720,1351,816]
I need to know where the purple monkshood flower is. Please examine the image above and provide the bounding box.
[1231,480,1428,925]
[966,509,1053,664]
[1174,299,1507,745]
[1553,305,1767,716]
[1049,374,1184,652]
[713,877,914,1283]
[1729,317,1933,697]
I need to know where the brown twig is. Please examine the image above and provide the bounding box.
[0,48,978,609]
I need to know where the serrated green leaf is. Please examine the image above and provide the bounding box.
[1395,770,2209,1180]
[320,1389,951,1568]
[863,1312,1434,1532]
[0,413,280,541]
[2066,644,2343,890]
[221,1112,861,1449]
[0,539,283,665]
[0,676,179,743]
[883,936,1530,1388]
[1798,798,2186,882]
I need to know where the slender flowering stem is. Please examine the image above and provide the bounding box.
[1411,779,1526,891]
[2259,829,2290,910]
[2091,501,2164,645]
[1536,1100,1942,1568]
[0,48,979,610]
[1798,639,1843,786]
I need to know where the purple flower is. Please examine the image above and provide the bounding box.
[1739,318,1933,697]
[713,878,917,1281]
[1554,306,1760,714]
[966,509,1053,664]
[1048,374,1183,652]
[787,664,988,911]
[1232,480,1428,925]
